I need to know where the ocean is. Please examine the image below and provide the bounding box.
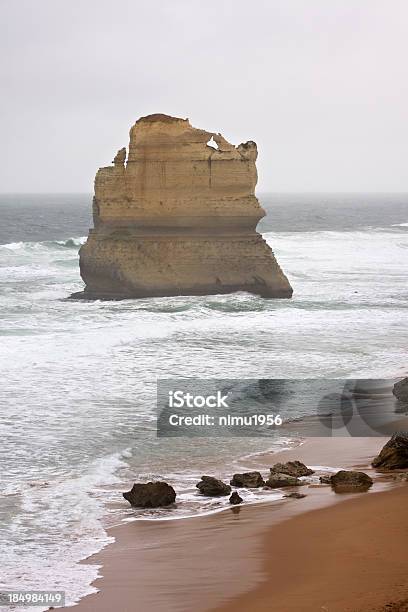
[0,193,407,608]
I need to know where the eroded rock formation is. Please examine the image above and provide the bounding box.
[75,114,293,299]
[372,432,408,470]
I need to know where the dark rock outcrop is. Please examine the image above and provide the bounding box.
[123,481,176,507]
[269,461,314,478]
[230,471,265,488]
[265,473,303,488]
[196,475,231,496]
[229,491,243,505]
[393,379,408,403]
[330,470,373,492]
[372,432,408,470]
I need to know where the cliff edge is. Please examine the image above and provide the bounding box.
[74,114,293,299]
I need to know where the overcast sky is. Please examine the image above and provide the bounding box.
[1,0,407,192]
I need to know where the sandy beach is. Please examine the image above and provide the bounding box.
[69,437,408,612]
[217,485,408,612]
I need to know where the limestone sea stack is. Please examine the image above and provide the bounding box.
[74,114,293,299]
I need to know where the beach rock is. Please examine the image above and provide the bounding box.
[230,471,265,488]
[393,378,408,403]
[269,461,314,478]
[229,491,243,505]
[372,432,408,470]
[284,492,307,499]
[265,473,303,488]
[330,470,373,492]
[74,113,293,300]
[196,476,231,497]
[319,475,332,484]
[123,481,176,507]
[391,472,408,482]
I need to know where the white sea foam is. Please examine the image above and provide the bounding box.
[1,451,129,610]
[0,236,86,252]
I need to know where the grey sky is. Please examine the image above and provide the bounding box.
[1,0,407,192]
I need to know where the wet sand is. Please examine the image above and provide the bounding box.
[217,484,408,612]
[69,437,408,612]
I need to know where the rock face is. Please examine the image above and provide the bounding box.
[75,114,293,299]
[230,471,265,488]
[330,470,373,492]
[269,461,314,478]
[123,481,176,507]
[265,473,303,488]
[372,432,408,470]
[196,476,231,496]
[393,378,408,403]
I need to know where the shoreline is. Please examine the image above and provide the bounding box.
[67,436,405,612]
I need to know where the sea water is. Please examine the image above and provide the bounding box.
[0,193,407,607]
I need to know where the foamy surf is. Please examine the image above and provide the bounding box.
[1,451,129,610]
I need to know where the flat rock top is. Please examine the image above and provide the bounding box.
[136,113,188,125]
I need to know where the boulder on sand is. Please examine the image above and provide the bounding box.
[123,481,176,507]
[391,472,408,482]
[230,471,265,488]
[265,473,303,488]
[330,470,373,492]
[372,432,408,470]
[393,378,408,403]
[196,476,231,496]
[269,460,314,478]
[284,492,306,499]
[319,475,332,484]
[229,491,243,505]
